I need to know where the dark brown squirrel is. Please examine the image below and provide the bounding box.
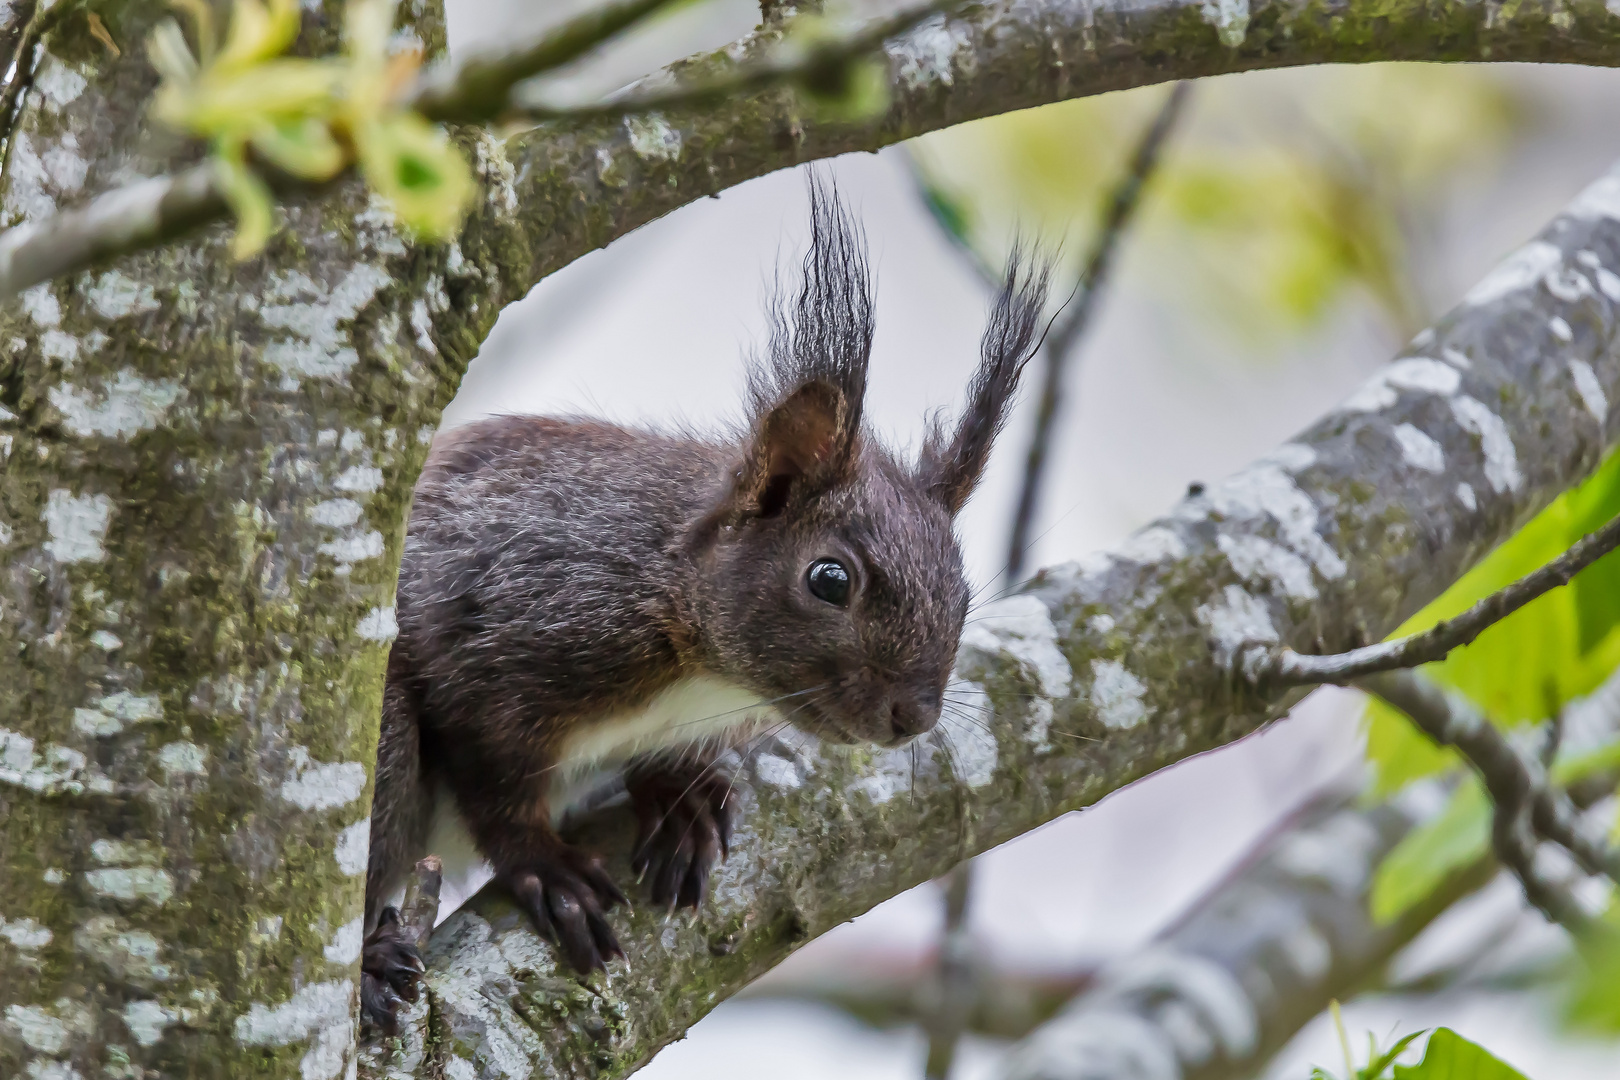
[359,179,1050,1030]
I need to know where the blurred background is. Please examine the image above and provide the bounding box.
[432,1,1620,1075]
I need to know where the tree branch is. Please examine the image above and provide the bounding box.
[362,159,1620,1078]
[1004,80,1191,582]
[1252,513,1620,687]
[1359,671,1606,934]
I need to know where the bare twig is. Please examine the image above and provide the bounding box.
[508,0,958,122]
[922,861,976,1078]
[1252,512,1620,686]
[398,855,444,950]
[411,0,686,123]
[1358,671,1602,935]
[1003,81,1190,581]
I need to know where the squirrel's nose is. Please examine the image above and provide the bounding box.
[888,695,940,741]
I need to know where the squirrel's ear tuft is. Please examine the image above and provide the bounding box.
[726,169,873,518]
[918,246,1051,516]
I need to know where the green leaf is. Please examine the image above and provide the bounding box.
[1362,1030,1429,1078]
[1551,738,1620,786]
[1364,695,1459,795]
[212,144,276,259]
[249,117,345,180]
[1370,778,1490,926]
[1392,1028,1529,1079]
[353,114,474,241]
[1566,920,1620,1033]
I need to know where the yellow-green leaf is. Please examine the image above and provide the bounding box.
[156,59,342,134]
[213,146,276,259]
[249,117,346,180]
[1370,778,1490,926]
[1392,1028,1529,1080]
[353,113,473,240]
[215,0,302,73]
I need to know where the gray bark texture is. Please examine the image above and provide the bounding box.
[2,1,1620,1079]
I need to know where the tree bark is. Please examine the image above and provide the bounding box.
[2,0,1620,1078]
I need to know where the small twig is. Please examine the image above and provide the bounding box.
[508,0,958,123]
[398,855,443,950]
[922,861,976,1079]
[1358,671,1600,935]
[412,0,686,123]
[0,0,46,153]
[1003,81,1190,581]
[1255,512,1620,686]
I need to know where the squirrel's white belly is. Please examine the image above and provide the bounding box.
[424,674,774,921]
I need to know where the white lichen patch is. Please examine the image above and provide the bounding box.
[75,916,171,983]
[753,752,802,790]
[1206,465,1347,579]
[334,818,370,876]
[1199,0,1250,46]
[333,466,383,494]
[123,1000,175,1048]
[1217,533,1317,600]
[21,284,60,327]
[0,916,52,951]
[89,630,122,651]
[32,61,85,114]
[156,741,209,781]
[318,531,384,566]
[1196,585,1278,660]
[893,15,968,88]
[233,979,353,1046]
[40,329,79,363]
[49,372,182,438]
[72,691,161,737]
[1463,240,1562,307]
[850,746,919,802]
[1117,525,1186,564]
[0,727,96,794]
[1549,315,1574,342]
[1089,660,1149,730]
[84,270,160,320]
[356,606,397,643]
[958,595,1073,700]
[6,131,87,220]
[43,489,112,563]
[1449,395,1522,494]
[323,917,365,965]
[1456,483,1478,512]
[933,701,996,788]
[1569,359,1609,424]
[280,747,368,811]
[83,867,174,905]
[1391,423,1445,474]
[1441,347,1471,369]
[310,499,363,527]
[1340,357,1460,413]
[5,1003,69,1054]
[422,913,554,1075]
[625,113,681,162]
[259,265,390,380]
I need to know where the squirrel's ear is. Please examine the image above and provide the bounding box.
[735,379,851,518]
[918,248,1051,515]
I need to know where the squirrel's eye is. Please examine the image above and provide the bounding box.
[806,558,852,607]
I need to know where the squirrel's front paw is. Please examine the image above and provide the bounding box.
[360,907,424,1036]
[627,764,735,910]
[499,848,627,974]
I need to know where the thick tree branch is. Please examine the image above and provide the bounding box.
[363,161,1620,1078]
[1253,513,1620,686]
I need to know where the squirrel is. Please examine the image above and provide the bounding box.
[359,178,1051,1031]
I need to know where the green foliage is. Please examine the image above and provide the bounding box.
[909,64,1522,345]
[1363,447,1620,794]
[1310,1028,1528,1080]
[1567,917,1620,1033]
[1370,777,1490,925]
[149,0,473,256]
[1392,1028,1529,1079]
